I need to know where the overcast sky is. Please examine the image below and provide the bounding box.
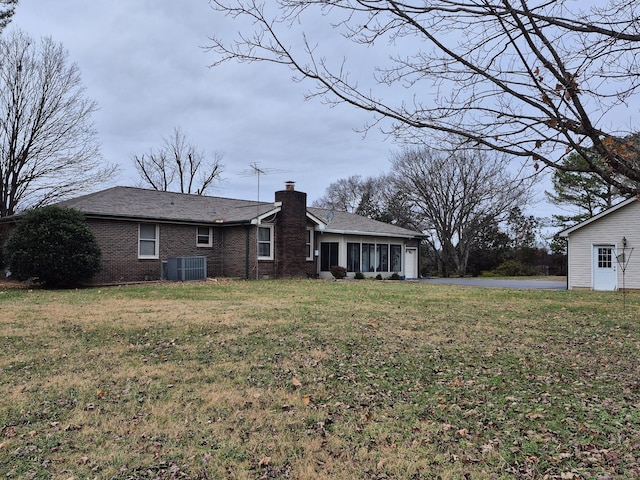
[11,1,562,216]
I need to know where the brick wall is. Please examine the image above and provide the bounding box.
[88,219,218,284]
[219,226,252,279]
[274,187,308,278]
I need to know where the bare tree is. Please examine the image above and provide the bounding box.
[313,175,373,214]
[313,174,422,229]
[391,146,533,277]
[208,1,640,192]
[0,29,114,217]
[0,0,17,32]
[134,126,224,195]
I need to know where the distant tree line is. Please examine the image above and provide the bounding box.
[314,145,563,277]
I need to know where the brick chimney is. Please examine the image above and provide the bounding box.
[275,181,308,278]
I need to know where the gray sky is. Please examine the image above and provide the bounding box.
[12,1,562,216]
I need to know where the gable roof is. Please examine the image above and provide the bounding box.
[45,186,424,238]
[558,196,638,237]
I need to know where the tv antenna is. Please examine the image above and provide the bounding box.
[239,162,287,204]
[240,162,288,279]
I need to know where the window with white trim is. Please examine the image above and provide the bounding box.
[197,226,213,247]
[139,223,159,259]
[257,225,273,260]
[306,228,314,260]
[346,242,403,273]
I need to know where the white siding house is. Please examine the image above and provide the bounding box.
[559,197,640,290]
[308,206,423,280]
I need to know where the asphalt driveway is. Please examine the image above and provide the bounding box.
[418,277,567,290]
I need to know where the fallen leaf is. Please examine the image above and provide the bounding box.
[258,456,271,467]
[291,377,302,387]
[302,394,311,406]
[481,443,494,454]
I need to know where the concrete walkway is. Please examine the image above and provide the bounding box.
[418,277,567,290]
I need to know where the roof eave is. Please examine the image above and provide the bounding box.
[81,213,254,226]
[317,227,424,239]
[558,196,638,237]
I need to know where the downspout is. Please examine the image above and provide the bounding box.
[565,240,569,290]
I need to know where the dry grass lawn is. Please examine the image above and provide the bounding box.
[1,279,639,479]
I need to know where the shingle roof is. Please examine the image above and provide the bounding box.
[308,207,423,238]
[56,186,274,224]
[53,186,423,238]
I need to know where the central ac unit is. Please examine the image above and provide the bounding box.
[163,256,207,281]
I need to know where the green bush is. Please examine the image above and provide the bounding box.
[375,273,383,280]
[330,265,347,280]
[4,206,101,287]
[354,271,365,280]
[492,260,536,277]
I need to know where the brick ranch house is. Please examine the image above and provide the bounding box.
[1,183,424,284]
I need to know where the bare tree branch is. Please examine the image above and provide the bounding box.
[207,0,640,192]
[0,29,116,217]
[0,0,17,32]
[133,126,224,195]
[313,173,423,230]
[391,144,535,277]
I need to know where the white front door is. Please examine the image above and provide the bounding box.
[593,245,617,291]
[404,247,418,279]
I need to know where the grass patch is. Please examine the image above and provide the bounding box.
[1,280,639,479]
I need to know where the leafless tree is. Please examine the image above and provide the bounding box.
[313,175,374,214]
[0,29,114,217]
[391,146,533,277]
[208,1,640,193]
[0,0,17,32]
[133,126,224,195]
[313,174,422,230]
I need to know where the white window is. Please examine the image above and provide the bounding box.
[306,228,314,260]
[139,223,159,259]
[257,225,273,260]
[197,226,213,247]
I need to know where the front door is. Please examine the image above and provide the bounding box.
[404,247,418,279]
[593,245,617,291]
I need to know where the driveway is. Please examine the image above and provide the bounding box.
[418,277,567,290]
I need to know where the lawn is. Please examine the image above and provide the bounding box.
[1,279,639,479]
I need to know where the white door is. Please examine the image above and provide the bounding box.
[593,245,617,291]
[404,247,418,279]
